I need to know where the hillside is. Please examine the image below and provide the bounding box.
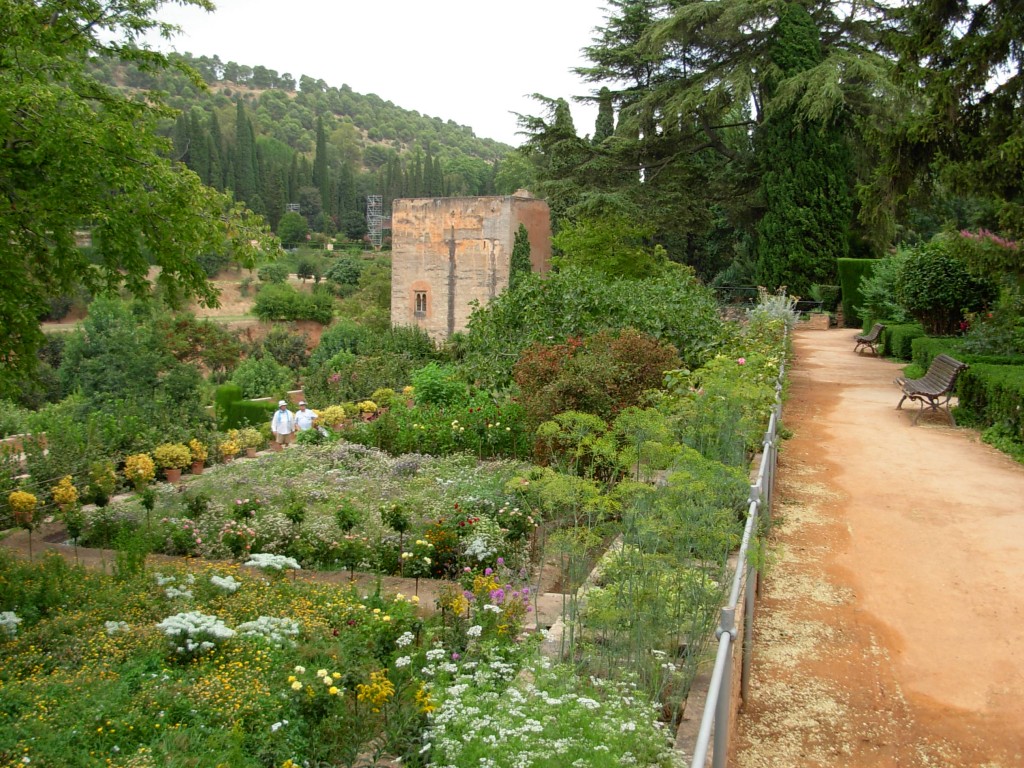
[86,52,534,238]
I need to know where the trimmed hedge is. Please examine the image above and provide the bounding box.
[837,258,877,328]
[955,364,1024,440]
[214,384,243,430]
[911,336,1024,371]
[226,399,279,430]
[882,323,926,360]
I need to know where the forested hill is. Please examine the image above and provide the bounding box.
[86,52,528,239]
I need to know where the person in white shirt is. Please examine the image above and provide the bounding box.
[271,400,295,445]
[294,401,318,432]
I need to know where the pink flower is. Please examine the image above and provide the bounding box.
[737,357,746,365]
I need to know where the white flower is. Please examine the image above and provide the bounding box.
[1,611,22,637]
[236,616,300,648]
[104,620,129,635]
[210,575,241,592]
[466,625,483,638]
[395,655,412,668]
[396,631,415,648]
[244,553,302,571]
[425,648,447,661]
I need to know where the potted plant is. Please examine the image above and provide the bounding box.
[357,400,378,421]
[124,452,156,491]
[318,405,348,431]
[153,443,191,483]
[219,436,241,462]
[237,427,264,458]
[188,439,208,474]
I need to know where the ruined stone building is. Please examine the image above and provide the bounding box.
[390,191,551,340]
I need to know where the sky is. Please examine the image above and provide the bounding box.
[146,0,611,147]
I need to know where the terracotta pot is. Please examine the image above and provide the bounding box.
[223,454,235,463]
[164,467,182,484]
[245,447,258,458]
[191,461,204,475]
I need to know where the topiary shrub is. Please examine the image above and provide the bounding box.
[881,323,926,360]
[836,258,878,328]
[894,238,998,335]
[214,384,243,430]
[954,364,1024,439]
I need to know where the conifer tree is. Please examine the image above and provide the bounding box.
[593,87,615,144]
[312,116,331,217]
[509,224,532,291]
[755,3,851,294]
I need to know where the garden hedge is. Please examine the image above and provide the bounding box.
[881,323,926,360]
[214,384,243,429]
[911,336,1024,371]
[955,364,1024,439]
[837,258,877,328]
[225,399,279,430]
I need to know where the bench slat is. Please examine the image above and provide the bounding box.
[894,354,968,424]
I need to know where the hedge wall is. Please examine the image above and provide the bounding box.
[836,258,877,328]
[226,399,279,430]
[955,364,1024,440]
[215,384,243,430]
[911,336,1024,371]
[882,323,926,360]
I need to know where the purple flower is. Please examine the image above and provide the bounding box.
[489,588,505,604]
[496,557,505,566]
[451,652,460,661]
[484,568,493,576]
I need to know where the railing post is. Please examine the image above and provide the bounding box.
[742,542,757,705]
[713,607,736,768]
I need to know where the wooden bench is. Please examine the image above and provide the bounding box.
[854,323,885,355]
[894,354,968,425]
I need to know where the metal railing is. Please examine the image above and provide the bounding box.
[689,336,787,768]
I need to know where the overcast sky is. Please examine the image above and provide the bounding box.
[146,0,611,147]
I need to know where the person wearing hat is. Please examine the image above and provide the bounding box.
[271,400,296,445]
[294,400,318,432]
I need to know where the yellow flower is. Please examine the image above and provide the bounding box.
[328,686,339,696]
[322,675,333,685]
[316,669,328,678]
[291,681,302,691]
[382,616,391,622]
[287,675,296,683]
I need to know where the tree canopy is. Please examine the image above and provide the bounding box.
[0,0,275,390]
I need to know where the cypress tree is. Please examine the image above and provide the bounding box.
[312,116,331,217]
[509,224,532,292]
[593,87,615,144]
[189,109,211,185]
[233,100,257,202]
[755,3,851,295]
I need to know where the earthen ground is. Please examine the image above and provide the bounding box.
[731,328,1024,767]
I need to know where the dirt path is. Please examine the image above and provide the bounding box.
[731,328,1024,767]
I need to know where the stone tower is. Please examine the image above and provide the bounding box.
[390,191,551,340]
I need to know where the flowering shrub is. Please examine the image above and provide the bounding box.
[188,438,209,463]
[219,520,257,558]
[153,442,191,471]
[218,438,241,459]
[244,552,302,573]
[155,611,235,659]
[8,490,37,529]
[50,476,79,509]
[356,400,378,414]
[236,616,300,648]
[159,517,204,556]
[237,427,264,450]
[0,611,22,637]
[124,452,156,487]
[232,497,263,520]
[318,404,348,428]
[210,574,240,592]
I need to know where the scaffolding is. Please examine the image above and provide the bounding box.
[366,195,383,250]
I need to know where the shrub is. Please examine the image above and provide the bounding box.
[225,399,279,430]
[855,254,910,328]
[257,261,290,284]
[881,323,927,360]
[894,237,998,335]
[955,364,1024,440]
[411,362,466,407]
[513,328,681,429]
[123,453,156,488]
[230,356,293,399]
[253,284,335,324]
[153,443,191,471]
[837,258,878,328]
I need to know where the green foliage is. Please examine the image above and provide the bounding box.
[509,223,532,292]
[277,211,309,248]
[894,238,998,335]
[410,363,466,407]
[257,261,290,284]
[552,214,668,279]
[513,328,681,430]
[215,384,244,429]
[0,1,276,390]
[253,284,335,323]
[257,325,310,370]
[853,255,908,327]
[955,364,1024,442]
[226,400,280,431]
[304,352,416,406]
[837,258,879,328]
[881,323,926,360]
[229,356,293,399]
[461,266,723,388]
[325,255,366,289]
